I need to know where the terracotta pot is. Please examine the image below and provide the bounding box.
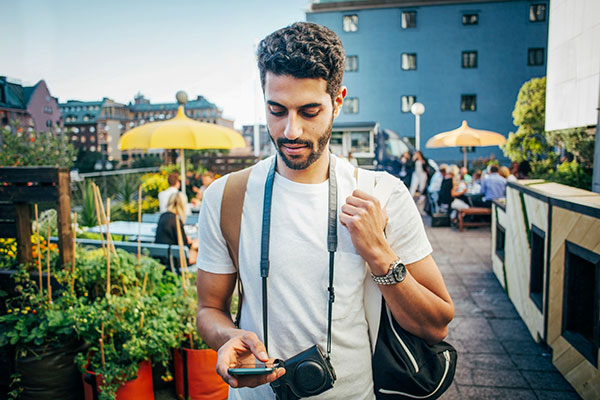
[174,347,228,400]
[83,360,154,400]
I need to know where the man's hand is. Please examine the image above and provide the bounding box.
[339,189,396,274]
[216,330,286,388]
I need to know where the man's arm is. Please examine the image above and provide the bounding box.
[196,270,285,388]
[340,190,454,345]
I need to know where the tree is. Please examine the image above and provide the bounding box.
[0,125,76,168]
[502,77,555,164]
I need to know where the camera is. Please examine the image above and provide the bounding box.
[270,344,336,400]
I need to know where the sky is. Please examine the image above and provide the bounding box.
[1,0,311,128]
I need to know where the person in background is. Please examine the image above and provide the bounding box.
[347,151,358,167]
[426,164,447,213]
[477,165,507,207]
[409,150,429,197]
[159,172,182,214]
[467,170,482,194]
[516,160,531,179]
[459,166,471,185]
[155,192,198,265]
[499,166,510,180]
[398,151,413,188]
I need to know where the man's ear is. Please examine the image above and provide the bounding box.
[333,86,347,118]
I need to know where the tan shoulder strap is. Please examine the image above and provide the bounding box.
[220,167,252,270]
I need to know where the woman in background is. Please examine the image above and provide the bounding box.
[155,192,198,265]
[409,150,429,197]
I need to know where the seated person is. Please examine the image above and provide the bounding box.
[191,171,217,207]
[473,165,507,207]
[158,172,181,214]
[438,165,459,213]
[155,192,198,266]
[427,164,447,214]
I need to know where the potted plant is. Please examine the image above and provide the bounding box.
[169,272,229,400]
[69,247,181,400]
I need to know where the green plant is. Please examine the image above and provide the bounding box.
[74,182,98,227]
[140,172,168,198]
[0,126,76,168]
[109,173,142,203]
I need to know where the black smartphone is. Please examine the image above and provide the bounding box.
[228,362,277,376]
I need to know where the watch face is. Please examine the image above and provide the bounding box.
[393,263,406,282]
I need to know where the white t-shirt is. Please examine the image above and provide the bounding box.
[197,155,433,400]
[158,187,179,213]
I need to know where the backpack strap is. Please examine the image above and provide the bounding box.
[355,167,398,353]
[220,167,253,326]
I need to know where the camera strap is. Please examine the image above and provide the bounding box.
[260,155,337,358]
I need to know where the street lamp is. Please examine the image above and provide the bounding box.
[410,102,425,151]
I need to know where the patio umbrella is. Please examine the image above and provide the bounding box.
[425,120,506,167]
[118,91,246,194]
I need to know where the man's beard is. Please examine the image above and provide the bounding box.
[270,116,333,171]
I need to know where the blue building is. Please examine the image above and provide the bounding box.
[307,0,548,166]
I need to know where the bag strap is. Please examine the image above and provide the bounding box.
[354,167,398,353]
[220,166,253,325]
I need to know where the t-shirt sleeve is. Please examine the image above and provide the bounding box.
[196,176,237,274]
[384,179,433,265]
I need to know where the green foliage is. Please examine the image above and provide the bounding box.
[74,182,98,227]
[546,126,596,169]
[140,172,168,198]
[108,174,142,203]
[533,160,593,190]
[502,77,553,164]
[0,126,76,168]
[130,154,162,169]
[73,149,103,173]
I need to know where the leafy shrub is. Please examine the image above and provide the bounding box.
[0,126,76,168]
[140,173,168,198]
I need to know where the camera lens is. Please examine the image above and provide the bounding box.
[294,360,326,394]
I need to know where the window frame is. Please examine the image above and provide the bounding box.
[346,55,359,72]
[401,95,417,113]
[401,11,417,29]
[401,53,417,71]
[462,13,479,25]
[343,14,359,32]
[461,50,478,68]
[460,94,477,112]
[528,48,545,66]
[529,4,546,22]
[343,97,359,114]
[529,224,545,312]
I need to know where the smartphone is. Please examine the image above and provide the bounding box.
[228,362,277,376]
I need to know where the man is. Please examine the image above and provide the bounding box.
[427,164,447,214]
[158,172,181,213]
[195,22,453,399]
[479,164,507,207]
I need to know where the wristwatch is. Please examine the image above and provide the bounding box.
[371,258,407,285]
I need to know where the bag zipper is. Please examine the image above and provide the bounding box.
[385,305,419,373]
[379,350,451,399]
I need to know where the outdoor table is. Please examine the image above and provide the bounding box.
[88,221,197,242]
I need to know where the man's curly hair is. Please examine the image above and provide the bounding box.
[257,22,345,103]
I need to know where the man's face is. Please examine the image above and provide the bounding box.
[264,73,344,173]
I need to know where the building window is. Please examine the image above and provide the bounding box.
[344,97,359,114]
[529,225,545,312]
[462,51,478,68]
[461,95,477,111]
[528,48,545,66]
[401,11,416,29]
[401,95,416,113]
[562,241,600,367]
[529,4,546,22]
[343,15,358,32]
[401,53,417,70]
[46,120,52,128]
[351,131,370,153]
[346,55,358,72]
[462,13,478,25]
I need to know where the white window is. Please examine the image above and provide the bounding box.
[529,4,546,22]
[401,96,416,113]
[401,53,417,70]
[401,11,417,29]
[343,15,358,32]
[344,98,359,114]
[346,56,358,72]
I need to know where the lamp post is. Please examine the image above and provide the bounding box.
[410,102,425,151]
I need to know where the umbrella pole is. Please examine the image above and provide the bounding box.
[180,148,186,196]
[463,147,467,170]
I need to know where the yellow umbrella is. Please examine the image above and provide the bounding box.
[119,92,246,193]
[425,120,506,167]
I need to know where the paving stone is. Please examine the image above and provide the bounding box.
[456,385,537,399]
[511,354,555,372]
[534,389,581,399]
[502,340,550,356]
[452,298,483,317]
[488,319,533,341]
[447,317,494,341]
[438,382,461,400]
[454,366,474,385]
[521,370,575,391]
[459,353,516,370]
[471,368,529,388]
[452,339,507,354]
[460,273,503,289]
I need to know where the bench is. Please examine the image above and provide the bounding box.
[457,207,492,232]
[50,237,190,274]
